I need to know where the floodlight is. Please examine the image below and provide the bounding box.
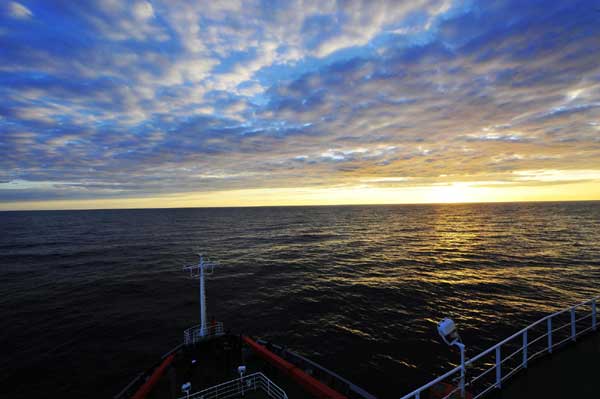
[437,318,466,398]
[181,382,191,399]
[438,317,460,345]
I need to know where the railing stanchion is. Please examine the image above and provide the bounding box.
[547,317,553,353]
[592,299,597,331]
[458,343,466,398]
[495,346,501,388]
[522,330,528,368]
[415,392,420,399]
[571,307,576,341]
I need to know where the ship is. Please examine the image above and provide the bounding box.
[115,254,599,399]
[114,255,377,399]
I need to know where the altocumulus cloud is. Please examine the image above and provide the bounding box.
[0,0,599,204]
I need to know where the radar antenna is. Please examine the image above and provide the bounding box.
[183,254,217,338]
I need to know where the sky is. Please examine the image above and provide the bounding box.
[1,0,599,210]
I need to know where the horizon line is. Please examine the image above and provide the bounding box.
[1,198,599,212]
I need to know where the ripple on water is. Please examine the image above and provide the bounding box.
[0,202,599,398]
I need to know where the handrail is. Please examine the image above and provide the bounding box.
[184,321,224,345]
[179,372,288,399]
[467,301,585,364]
[400,296,599,399]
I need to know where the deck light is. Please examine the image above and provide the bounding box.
[181,382,191,399]
[437,318,466,398]
[438,318,460,345]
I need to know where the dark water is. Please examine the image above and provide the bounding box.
[1,202,599,398]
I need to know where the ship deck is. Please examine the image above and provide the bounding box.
[142,334,312,399]
[121,333,370,399]
[490,330,600,398]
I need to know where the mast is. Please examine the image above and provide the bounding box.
[199,256,207,336]
[183,254,216,338]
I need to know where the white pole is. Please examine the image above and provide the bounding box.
[570,308,576,341]
[240,372,245,396]
[456,342,466,398]
[495,346,501,388]
[547,318,552,353]
[593,299,597,331]
[199,256,207,337]
[522,330,528,368]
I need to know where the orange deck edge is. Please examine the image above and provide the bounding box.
[131,353,175,399]
[242,335,348,399]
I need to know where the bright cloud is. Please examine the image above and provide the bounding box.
[7,1,32,19]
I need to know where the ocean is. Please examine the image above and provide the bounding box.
[1,202,599,398]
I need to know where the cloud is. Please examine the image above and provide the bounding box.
[1,0,599,206]
[458,133,534,143]
[132,1,154,20]
[7,2,32,19]
[512,169,600,183]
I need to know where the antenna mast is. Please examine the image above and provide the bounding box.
[183,254,215,337]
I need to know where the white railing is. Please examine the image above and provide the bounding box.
[184,322,224,345]
[400,296,598,399]
[179,372,288,399]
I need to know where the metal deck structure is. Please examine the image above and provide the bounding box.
[400,296,598,399]
[180,372,288,399]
